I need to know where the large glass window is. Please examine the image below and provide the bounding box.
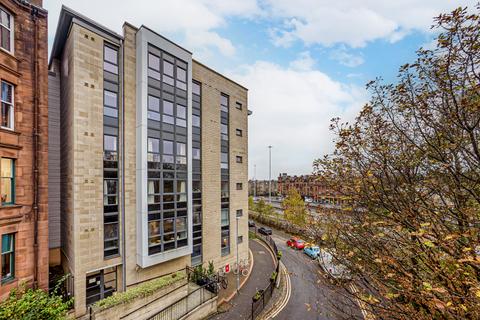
[104,46,118,74]
[1,233,14,282]
[0,8,12,52]
[1,81,13,129]
[148,53,160,80]
[0,158,14,205]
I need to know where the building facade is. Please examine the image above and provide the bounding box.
[248,179,278,197]
[49,6,249,316]
[0,0,49,299]
[277,173,341,204]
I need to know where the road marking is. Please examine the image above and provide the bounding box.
[265,262,291,319]
[349,283,373,320]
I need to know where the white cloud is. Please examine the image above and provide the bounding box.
[289,51,316,71]
[228,61,366,179]
[330,46,364,67]
[264,0,477,48]
[45,0,260,57]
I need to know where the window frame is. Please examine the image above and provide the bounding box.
[0,7,13,54]
[1,81,14,130]
[235,128,243,137]
[1,233,15,283]
[235,102,242,110]
[0,158,14,206]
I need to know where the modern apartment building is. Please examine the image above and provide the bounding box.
[48,6,249,316]
[0,0,49,299]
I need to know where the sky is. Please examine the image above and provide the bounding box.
[44,0,477,180]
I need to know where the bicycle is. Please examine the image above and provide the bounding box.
[217,270,228,289]
[233,259,249,276]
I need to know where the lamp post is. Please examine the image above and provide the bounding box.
[268,146,272,203]
[236,214,240,292]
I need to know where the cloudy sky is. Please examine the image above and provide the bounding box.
[44,0,477,180]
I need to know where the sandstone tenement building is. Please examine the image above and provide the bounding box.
[0,0,49,299]
[277,173,341,204]
[48,6,249,316]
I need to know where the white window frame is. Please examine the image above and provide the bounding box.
[0,6,14,54]
[1,81,14,130]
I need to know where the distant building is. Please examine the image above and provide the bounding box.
[248,180,278,197]
[277,173,342,204]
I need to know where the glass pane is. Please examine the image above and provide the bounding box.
[148,69,161,80]
[104,107,118,118]
[176,119,186,127]
[163,219,174,233]
[0,10,10,28]
[1,234,12,253]
[163,155,174,163]
[148,53,160,70]
[193,148,200,160]
[163,140,173,154]
[0,178,12,202]
[148,111,160,121]
[192,115,200,127]
[148,138,159,153]
[104,135,117,152]
[192,82,200,95]
[148,180,160,194]
[163,75,174,86]
[163,115,174,124]
[221,124,228,134]
[177,81,187,91]
[163,61,173,76]
[221,153,228,163]
[221,95,228,106]
[176,105,186,119]
[0,27,10,52]
[104,91,117,108]
[0,158,12,177]
[164,180,174,193]
[176,67,186,81]
[1,103,11,128]
[104,46,117,64]
[1,253,12,278]
[163,101,173,115]
[177,181,186,193]
[104,224,118,240]
[148,96,160,112]
[149,221,161,237]
[176,143,186,156]
[176,217,187,231]
[1,82,12,103]
[104,62,118,74]
[104,180,117,195]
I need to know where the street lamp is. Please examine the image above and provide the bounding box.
[268,146,272,203]
[236,214,240,293]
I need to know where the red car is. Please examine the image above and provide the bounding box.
[286,237,305,250]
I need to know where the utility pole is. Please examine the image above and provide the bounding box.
[268,146,272,203]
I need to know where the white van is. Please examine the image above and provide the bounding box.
[318,249,351,281]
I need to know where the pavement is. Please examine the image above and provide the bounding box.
[253,222,364,320]
[210,239,276,320]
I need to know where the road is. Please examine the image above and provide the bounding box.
[254,224,363,320]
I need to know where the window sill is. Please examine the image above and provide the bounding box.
[1,276,16,286]
[104,254,121,260]
[0,127,20,135]
[0,204,22,210]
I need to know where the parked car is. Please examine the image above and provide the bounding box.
[258,227,272,236]
[286,237,305,250]
[304,246,320,259]
[318,249,351,281]
[248,220,256,228]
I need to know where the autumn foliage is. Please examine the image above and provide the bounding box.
[314,6,480,320]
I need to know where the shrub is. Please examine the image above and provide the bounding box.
[94,271,185,310]
[0,281,73,320]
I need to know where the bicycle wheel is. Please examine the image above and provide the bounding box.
[241,268,248,277]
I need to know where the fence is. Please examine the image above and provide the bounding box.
[147,283,216,320]
[250,233,281,319]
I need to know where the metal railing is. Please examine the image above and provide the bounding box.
[147,283,216,320]
[250,234,281,319]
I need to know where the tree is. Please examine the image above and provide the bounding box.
[282,188,307,227]
[314,5,480,320]
[248,196,255,210]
